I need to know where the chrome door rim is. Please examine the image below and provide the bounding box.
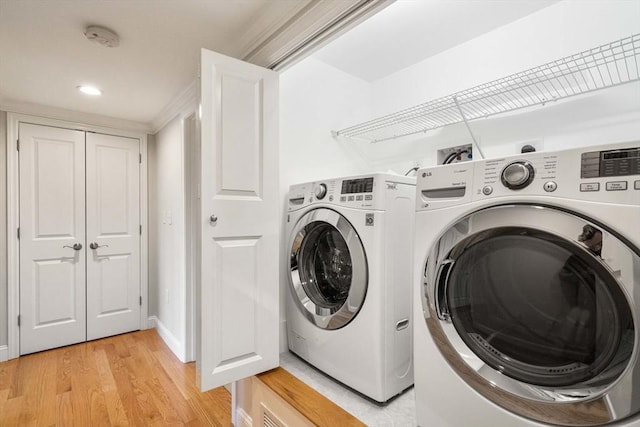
[422,203,640,426]
[289,208,368,330]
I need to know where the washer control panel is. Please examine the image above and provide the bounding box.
[314,183,327,200]
[581,147,640,178]
[416,141,640,211]
[501,161,535,189]
[288,173,416,211]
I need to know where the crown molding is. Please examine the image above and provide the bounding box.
[150,81,197,134]
[231,1,313,63]
[242,0,395,71]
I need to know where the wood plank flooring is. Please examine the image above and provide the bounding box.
[257,367,366,427]
[0,329,231,426]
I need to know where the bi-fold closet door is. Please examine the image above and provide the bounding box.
[18,122,141,355]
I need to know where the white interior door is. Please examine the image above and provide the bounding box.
[197,49,279,391]
[86,132,141,340]
[19,123,87,355]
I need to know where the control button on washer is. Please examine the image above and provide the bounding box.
[348,195,355,201]
[365,194,373,200]
[365,214,374,226]
[580,183,600,192]
[328,195,334,201]
[482,185,493,195]
[543,181,557,192]
[606,181,628,191]
[356,195,363,201]
[635,180,640,190]
[340,196,346,202]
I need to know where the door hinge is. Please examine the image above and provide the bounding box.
[16,139,19,151]
[139,153,142,164]
[17,315,20,327]
[17,227,20,239]
[139,296,142,306]
[140,225,142,235]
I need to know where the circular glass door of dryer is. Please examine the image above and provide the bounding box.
[423,204,639,426]
[289,208,367,330]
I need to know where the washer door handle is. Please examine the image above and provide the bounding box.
[434,259,455,321]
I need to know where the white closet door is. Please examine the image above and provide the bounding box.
[86,132,141,340]
[197,49,280,391]
[19,123,87,355]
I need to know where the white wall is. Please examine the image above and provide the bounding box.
[149,115,188,361]
[147,135,158,319]
[362,0,640,172]
[0,111,7,350]
[279,57,375,185]
[372,0,640,116]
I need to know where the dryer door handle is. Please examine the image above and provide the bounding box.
[434,259,455,321]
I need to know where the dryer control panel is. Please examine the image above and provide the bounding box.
[416,141,640,211]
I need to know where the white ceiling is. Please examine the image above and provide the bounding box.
[0,0,559,129]
[313,0,559,82]
[0,0,305,126]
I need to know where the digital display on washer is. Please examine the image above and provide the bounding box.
[580,147,640,178]
[341,177,374,194]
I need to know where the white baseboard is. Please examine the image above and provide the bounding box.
[150,316,186,362]
[147,316,158,328]
[0,345,8,362]
[236,407,252,427]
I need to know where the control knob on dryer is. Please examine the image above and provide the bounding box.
[314,183,327,199]
[501,161,535,190]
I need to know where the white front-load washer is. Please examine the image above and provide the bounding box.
[413,142,640,426]
[286,173,415,403]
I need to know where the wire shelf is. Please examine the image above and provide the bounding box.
[332,33,640,143]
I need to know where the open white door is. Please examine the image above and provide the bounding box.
[197,49,279,391]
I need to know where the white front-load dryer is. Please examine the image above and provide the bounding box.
[286,173,415,403]
[414,142,640,426]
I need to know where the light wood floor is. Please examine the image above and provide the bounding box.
[0,329,232,426]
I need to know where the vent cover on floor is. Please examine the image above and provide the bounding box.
[261,403,286,427]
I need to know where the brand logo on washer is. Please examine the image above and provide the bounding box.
[365,213,374,226]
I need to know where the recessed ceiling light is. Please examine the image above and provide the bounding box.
[77,85,102,96]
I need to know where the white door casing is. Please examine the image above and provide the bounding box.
[197,49,280,391]
[18,123,87,354]
[86,132,141,340]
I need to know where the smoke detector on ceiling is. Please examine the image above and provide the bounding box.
[84,25,120,48]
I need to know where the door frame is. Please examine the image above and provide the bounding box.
[6,112,149,359]
[183,110,198,362]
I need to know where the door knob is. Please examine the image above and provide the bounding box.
[89,242,109,250]
[210,215,218,223]
[63,243,83,251]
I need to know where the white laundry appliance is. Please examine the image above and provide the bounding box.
[286,173,415,403]
[413,142,640,426]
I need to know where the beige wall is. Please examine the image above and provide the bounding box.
[0,111,7,347]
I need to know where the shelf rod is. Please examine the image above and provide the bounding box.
[453,95,484,160]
